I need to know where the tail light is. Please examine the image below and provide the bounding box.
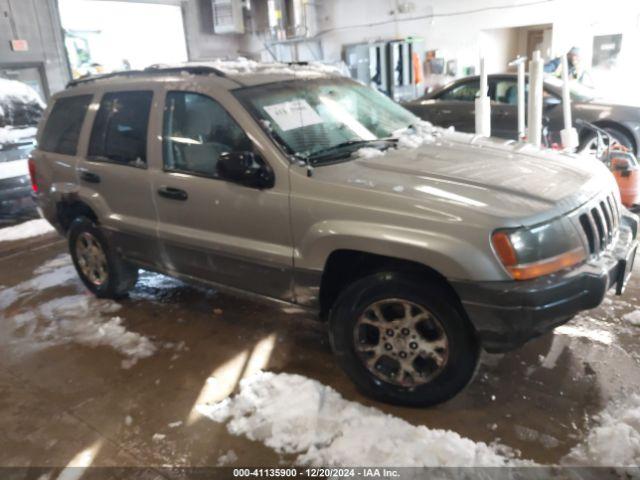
[28,158,38,192]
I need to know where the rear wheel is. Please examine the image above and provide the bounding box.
[68,217,138,299]
[328,272,479,407]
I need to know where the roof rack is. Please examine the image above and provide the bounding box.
[66,65,229,88]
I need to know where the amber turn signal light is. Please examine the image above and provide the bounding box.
[491,232,586,281]
[491,231,517,267]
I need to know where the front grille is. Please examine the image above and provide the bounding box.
[578,193,620,255]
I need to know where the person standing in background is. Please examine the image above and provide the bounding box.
[544,47,593,87]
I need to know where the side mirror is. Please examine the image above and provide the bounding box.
[217,151,274,189]
[543,95,561,109]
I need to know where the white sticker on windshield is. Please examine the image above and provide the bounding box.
[263,99,323,132]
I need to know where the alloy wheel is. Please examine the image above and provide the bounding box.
[75,231,109,286]
[353,298,449,387]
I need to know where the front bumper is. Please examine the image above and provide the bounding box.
[453,214,639,353]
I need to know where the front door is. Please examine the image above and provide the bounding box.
[489,78,520,140]
[429,79,479,133]
[151,88,293,301]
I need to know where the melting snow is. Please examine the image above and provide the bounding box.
[197,371,530,467]
[554,323,614,345]
[0,254,77,309]
[564,394,640,466]
[217,449,238,466]
[0,219,54,242]
[623,310,640,327]
[11,295,156,368]
[2,254,156,367]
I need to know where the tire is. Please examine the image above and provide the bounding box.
[328,272,479,407]
[68,217,138,299]
[579,127,635,156]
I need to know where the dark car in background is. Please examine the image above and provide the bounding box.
[404,74,640,155]
[0,78,44,223]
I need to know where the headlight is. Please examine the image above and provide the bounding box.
[491,218,587,280]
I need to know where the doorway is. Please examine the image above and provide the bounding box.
[58,0,188,79]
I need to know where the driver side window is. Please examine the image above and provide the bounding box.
[439,81,480,102]
[163,91,252,178]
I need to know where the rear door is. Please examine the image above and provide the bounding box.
[76,88,160,267]
[150,86,293,300]
[32,94,93,208]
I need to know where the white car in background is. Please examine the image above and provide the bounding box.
[0,78,44,222]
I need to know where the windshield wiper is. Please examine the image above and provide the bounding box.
[307,138,397,164]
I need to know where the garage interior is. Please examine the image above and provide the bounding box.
[2,0,640,476]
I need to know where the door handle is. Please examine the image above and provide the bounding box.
[79,170,101,184]
[157,186,188,201]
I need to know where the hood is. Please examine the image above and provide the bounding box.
[313,133,616,227]
[575,101,640,118]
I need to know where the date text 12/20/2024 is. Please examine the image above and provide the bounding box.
[232,468,400,478]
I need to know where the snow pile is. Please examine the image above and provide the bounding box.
[356,121,441,159]
[0,158,29,181]
[0,78,44,137]
[197,371,529,467]
[623,310,640,327]
[356,147,385,159]
[0,219,54,242]
[0,126,37,146]
[160,57,348,78]
[0,78,44,109]
[564,394,640,466]
[394,121,439,149]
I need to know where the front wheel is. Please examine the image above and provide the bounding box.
[578,128,635,157]
[329,272,479,407]
[68,217,138,299]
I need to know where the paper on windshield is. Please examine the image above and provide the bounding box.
[263,99,322,132]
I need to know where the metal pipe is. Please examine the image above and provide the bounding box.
[509,56,527,141]
[527,50,544,147]
[475,57,491,137]
[560,52,579,151]
[480,57,488,98]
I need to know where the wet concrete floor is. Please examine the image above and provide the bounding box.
[1,237,640,469]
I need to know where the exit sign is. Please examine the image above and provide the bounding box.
[10,39,29,52]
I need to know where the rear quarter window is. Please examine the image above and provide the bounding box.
[40,95,93,156]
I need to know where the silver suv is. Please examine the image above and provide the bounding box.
[31,62,638,406]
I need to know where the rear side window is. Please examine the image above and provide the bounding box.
[40,95,92,155]
[88,91,153,167]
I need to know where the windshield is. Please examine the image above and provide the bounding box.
[234,78,418,163]
[544,76,597,102]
